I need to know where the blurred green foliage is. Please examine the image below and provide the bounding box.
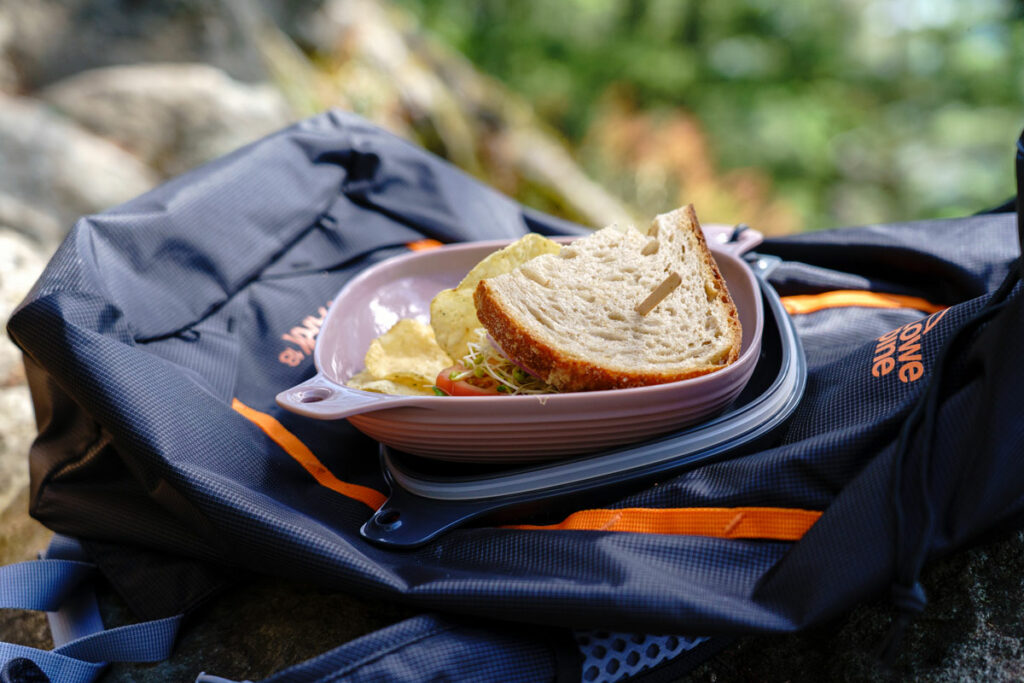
[396,0,1024,231]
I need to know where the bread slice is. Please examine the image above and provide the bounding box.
[473,205,742,391]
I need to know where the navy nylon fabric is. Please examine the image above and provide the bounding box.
[7,110,1024,674]
[258,614,567,683]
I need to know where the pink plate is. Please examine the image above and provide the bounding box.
[277,225,764,462]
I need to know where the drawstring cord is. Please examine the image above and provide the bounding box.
[878,258,1020,664]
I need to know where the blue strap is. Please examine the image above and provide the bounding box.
[45,574,104,649]
[0,644,105,682]
[42,535,89,562]
[54,615,182,662]
[0,535,184,683]
[0,560,96,611]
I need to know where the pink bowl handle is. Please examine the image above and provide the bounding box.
[276,373,414,419]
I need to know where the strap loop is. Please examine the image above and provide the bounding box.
[1,536,184,683]
[0,658,50,683]
[0,644,104,683]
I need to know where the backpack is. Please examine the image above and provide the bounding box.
[2,110,1022,682]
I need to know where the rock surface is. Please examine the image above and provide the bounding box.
[43,64,294,178]
[0,228,50,658]
[0,95,158,246]
[0,489,53,662]
[0,229,46,514]
[0,0,277,92]
[684,528,1024,683]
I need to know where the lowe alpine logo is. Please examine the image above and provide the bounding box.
[278,301,331,367]
[871,309,947,383]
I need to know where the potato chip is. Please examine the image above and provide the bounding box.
[430,233,561,360]
[362,318,452,387]
[429,288,481,361]
[347,371,436,396]
[346,369,379,387]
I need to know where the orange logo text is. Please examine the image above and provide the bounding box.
[278,302,331,367]
[871,309,947,383]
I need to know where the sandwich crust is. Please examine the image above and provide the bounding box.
[473,204,742,392]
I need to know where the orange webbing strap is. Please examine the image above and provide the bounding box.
[506,506,822,541]
[232,399,386,510]
[406,238,443,251]
[781,290,945,316]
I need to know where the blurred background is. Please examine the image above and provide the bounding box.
[396,0,1024,232]
[3,0,1024,544]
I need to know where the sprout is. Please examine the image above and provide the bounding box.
[459,339,557,395]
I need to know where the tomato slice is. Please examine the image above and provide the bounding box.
[435,364,502,396]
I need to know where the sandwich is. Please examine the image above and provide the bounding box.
[347,204,741,396]
[473,204,741,392]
